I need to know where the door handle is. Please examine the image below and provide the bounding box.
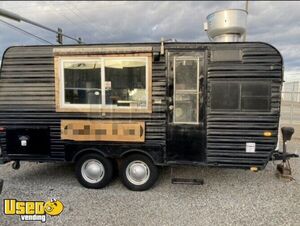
[169,105,174,111]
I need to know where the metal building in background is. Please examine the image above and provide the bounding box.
[282,81,300,102]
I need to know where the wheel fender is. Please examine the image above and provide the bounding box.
[72,148,107,162]
[120,149,156,164]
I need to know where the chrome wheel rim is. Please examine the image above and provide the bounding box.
[126,160,150,185]
[81,159,105,184]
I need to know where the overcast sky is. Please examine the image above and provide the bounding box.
[0,1,299,80]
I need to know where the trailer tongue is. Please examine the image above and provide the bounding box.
[275,127,298,180]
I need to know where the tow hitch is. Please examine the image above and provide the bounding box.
[275,127,298,180]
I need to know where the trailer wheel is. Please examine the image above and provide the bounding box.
[120,154,158,191]
[75,153,113,189]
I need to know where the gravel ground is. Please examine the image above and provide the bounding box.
[0,142,299,226]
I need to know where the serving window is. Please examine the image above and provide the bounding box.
[104,59,147,108]
[64,61,102,105]
[54,54,152,113]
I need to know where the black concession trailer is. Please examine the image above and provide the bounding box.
[0,42,297,191]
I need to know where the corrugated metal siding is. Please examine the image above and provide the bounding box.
[206,43,282,168]
[0,45,167,159]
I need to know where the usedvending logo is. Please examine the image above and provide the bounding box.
[3,198,64,223]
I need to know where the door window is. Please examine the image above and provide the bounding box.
[174,58,199,124]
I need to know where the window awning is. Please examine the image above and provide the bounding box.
[53,46,152,56]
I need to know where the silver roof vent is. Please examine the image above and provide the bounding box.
[204,9,248,42]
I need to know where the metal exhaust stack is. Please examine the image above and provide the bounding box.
[204,9,248,42]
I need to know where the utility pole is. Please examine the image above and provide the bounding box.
[245,0,249,13]
[0,8,83,44]
[56,28,63,44]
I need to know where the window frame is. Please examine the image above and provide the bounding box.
[173,56,200,124]
[210,80,272,113]
[210,81,241,111]
[54,54,152,113]
[61,57,103,109]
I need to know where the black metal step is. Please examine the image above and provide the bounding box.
[170,167,204,185]
[171,178,204,185]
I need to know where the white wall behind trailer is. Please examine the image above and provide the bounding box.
[282,81,300,102]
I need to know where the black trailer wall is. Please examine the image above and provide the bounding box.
[205,43,282,168]
[0,42,283,169]
[0,44,167,163]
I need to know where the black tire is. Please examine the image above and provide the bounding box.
[120,154,158,191]
[75,153,113,189]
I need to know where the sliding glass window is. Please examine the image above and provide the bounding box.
[56,56,151,112]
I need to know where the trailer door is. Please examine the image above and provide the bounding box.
[166,51,205,162]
